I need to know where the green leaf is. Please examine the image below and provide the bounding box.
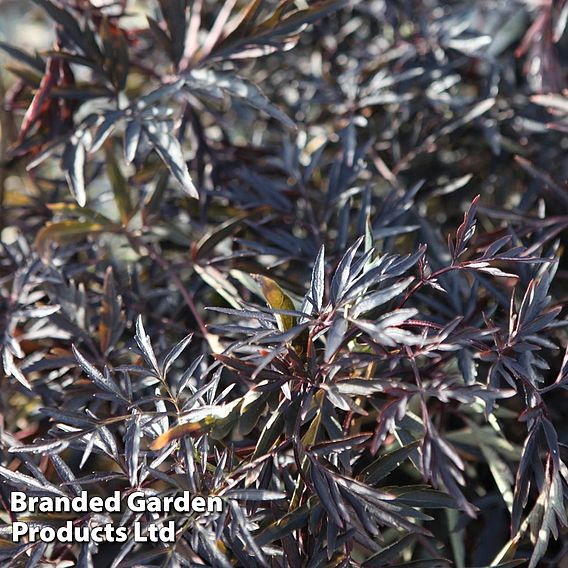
[150,400,242,450]
[35,220,112,261]
[256,275,296,331]
[252,400,287,459]
[239,390,269,435]
[105,143,133,225]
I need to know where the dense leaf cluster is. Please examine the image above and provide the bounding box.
[2,0,568,566]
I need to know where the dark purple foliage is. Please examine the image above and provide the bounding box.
[2,1,568,567]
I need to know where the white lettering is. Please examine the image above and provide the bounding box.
[12,522,28,541]
[106,491,120,512]
[133,521,147,542]
[192,496,206,512]
[208,496,223,513]
[159,521,175,542]
[128,491,146,513]
[10,492,27,513]
[90,496,103,513]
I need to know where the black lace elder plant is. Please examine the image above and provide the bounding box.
[197,200,568,565]
[2,0,568,566]
[0,0,347,208]
[1,197,566,567]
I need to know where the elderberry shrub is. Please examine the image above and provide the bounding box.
[1,1,568,567]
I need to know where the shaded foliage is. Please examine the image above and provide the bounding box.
[2,0,568,566]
